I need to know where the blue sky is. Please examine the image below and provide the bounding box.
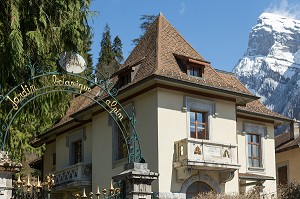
[89,0,300,72]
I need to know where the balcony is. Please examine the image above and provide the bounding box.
[52,162,92,191]
[174,139,240,180]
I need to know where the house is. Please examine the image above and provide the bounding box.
[32,14,291,198]
[275,121,300,186]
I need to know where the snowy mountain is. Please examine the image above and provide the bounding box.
[233,12,300,119]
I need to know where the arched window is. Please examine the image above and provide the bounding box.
[186,181,212,198]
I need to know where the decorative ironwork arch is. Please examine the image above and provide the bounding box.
[0,64,143,163]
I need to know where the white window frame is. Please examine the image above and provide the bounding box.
[244,123,266,173]
[186,97,215,140]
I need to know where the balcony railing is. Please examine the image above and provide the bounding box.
[174,138,240,171]
[52,162,92,187]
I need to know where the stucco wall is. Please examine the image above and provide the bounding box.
[237,118,277,195]
[91,89,159,192]
[276,147,300,183]
[157,88,238,194]
[43,141,56,175]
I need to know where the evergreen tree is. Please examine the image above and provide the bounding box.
[98,24,113,67]
[0,0,94,162]
[97,24,123,77]
[132,14,156,45]
[112,36,123,63]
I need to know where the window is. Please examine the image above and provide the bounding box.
[72,140,83,164]
[186,181,212,199]
[66,128,85,165]
[244,123,266,169]
[186,97,214,140]
[190,111,207,139]
[278,165,288,185]
[120,72,131,86]
[116,118,130,160]
[187,65,203,77]
[52,153,56,166]
[247,133,261,167]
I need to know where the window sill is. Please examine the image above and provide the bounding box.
[112,157,127,169]
[248,166,265,173]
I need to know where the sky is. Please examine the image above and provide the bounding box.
[89,0,300,72]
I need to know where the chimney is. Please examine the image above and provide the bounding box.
[290,119,300,140]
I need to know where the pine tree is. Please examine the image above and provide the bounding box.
[0,0,94,162]
[97,24,123,77]
[112,36,123,63]
[98,24,113,67]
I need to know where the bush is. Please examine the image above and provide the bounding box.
[195,189,260,199]
[279,181,300,199]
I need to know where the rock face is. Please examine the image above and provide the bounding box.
[233,12,300,119]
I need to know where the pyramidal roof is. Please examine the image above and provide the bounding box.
[122,13,254,96]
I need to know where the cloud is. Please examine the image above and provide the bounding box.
[179,2,186,14]
[265,0,300,19]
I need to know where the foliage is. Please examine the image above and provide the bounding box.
[132,14,156,46]
[0,0,93,162]
[112,36,123,63]
[279,181,300,199]
[194,190,261,199]
[97,24,123,77]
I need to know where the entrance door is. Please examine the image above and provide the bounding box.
[186,181,213,198]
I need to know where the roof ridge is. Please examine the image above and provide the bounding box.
[155,14,162,72]
[158,16,204,61]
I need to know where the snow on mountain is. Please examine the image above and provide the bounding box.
[233,12,300,119]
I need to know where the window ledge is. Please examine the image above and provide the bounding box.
[248,166,265,173]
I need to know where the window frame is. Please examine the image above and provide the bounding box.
[111,103,134,167]
[187,64,204,78]
[244,123,266,172]
[247,133,261,167]
[73,140,83,164]
[190,110,208,139]
[276,161,289,186]
[186,97,215,140]
[66,128,86,166]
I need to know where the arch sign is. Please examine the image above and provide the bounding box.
[0,52,142,163]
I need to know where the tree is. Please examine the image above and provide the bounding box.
[112,36,123,63]
[132,14,156,46]
[97,24,123,77]
[0,0,94,162]
[98,24,113,67]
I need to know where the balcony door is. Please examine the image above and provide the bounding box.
[186,181,212,198]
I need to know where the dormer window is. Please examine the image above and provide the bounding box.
[115,59,143,87]
[187,64,204,78]
[174,54,209,78]
[120,72,131,86]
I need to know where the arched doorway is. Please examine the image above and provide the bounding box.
[186,181,213,198]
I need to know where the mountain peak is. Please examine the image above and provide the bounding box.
[233,12,300,121]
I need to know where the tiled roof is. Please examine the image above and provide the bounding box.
[275,132,291,148]
[237,99,290,121]
[239,173,274,181]
[120,14,257,96]
[275,132,300,153]
[50,86,100,129]
[41,14,289,136]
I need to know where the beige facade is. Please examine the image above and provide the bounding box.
[35,14,291,199]
[276,148,300,183]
